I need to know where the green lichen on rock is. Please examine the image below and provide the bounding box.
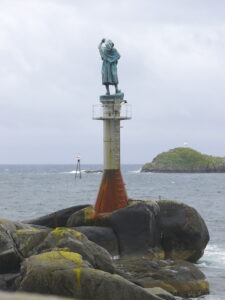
[141,147,225,172]
[37,250,83,265]
[51,227,83,241]
[16,228,40,235]
[14,228,50,257]
[66,206,99,227]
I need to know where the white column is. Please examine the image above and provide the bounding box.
[103,100,121,170]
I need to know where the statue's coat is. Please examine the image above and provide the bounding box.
[99,46,120,85]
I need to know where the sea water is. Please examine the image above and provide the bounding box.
[0,164,224,300]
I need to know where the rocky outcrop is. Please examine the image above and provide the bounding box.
[141,147,225,172]
[18,251,161,300]
[0,200,210,299]
[66,201,209,262]
[115,257,209,298]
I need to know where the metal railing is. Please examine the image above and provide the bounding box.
[92,103,132,120]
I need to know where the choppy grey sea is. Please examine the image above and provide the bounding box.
[0,164,224,300]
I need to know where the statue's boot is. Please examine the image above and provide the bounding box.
[115,84,121,94]
[106,85,110,95]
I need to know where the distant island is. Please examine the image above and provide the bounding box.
[141,147,225,173]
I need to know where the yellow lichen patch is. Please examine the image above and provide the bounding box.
[73,231,82,240]
[142,279,209,298]
[57,247,70,252]
[51,227,83,241]
[51,227,71,237]
[112,274,121,279]
[91,269,108,275]
[84,206,95,221]
[161,199,183,205]
[171,279,209,298]
[145,249,165,260]
[60,251,83,265]
[37,251,83,265]
[74,268,81,289]
[16,228,40,235]
[143,280,177,295]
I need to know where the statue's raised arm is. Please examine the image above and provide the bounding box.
[98,39,121,95]
[98,38,106,60]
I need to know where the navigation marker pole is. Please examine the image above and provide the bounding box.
[75,155,81,179]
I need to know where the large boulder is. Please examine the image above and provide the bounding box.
[157,200,209,262]
[115,257,209,298]
[65,200,209,263]
[24,204,90,228]
[100,202,163,258]
[14,227,115,274]
[74,226,119,257]
[18,251,162,300]
[0,219,33,273]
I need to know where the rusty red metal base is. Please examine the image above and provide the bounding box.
[94,169,128,214]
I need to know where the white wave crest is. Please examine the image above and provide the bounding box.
[198,244,225,269]
[129,169,141,174]
[64,170,86,174]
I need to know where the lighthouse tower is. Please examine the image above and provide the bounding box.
[93,93,131,214]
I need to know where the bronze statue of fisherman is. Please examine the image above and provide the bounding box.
[98,39,121,95]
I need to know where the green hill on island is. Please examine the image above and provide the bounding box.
[141,147,225,173]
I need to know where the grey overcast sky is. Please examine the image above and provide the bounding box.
[0,0,225,164]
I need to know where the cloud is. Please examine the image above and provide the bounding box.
[0,0,225,163]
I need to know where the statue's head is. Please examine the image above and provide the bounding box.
[105,39,114,50]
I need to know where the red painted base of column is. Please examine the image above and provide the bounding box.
[94,169,128,214]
